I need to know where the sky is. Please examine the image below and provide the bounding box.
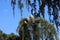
[0,0,30,34]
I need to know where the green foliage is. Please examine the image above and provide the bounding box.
[11,0,16,16]
[0,30,20,40]
[17,17,58,40]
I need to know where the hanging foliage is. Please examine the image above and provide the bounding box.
[11,0,60,31]
[11,0,16,16]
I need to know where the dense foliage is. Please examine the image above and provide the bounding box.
[0,30,20,40]
[17,17,58,40]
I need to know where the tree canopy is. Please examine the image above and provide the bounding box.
[17,17,58,40]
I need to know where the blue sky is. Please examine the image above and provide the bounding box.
[0,0,20,34]
[0,0,30,34]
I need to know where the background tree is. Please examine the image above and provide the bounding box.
[0,30,7,40]
[0,30,20,40]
